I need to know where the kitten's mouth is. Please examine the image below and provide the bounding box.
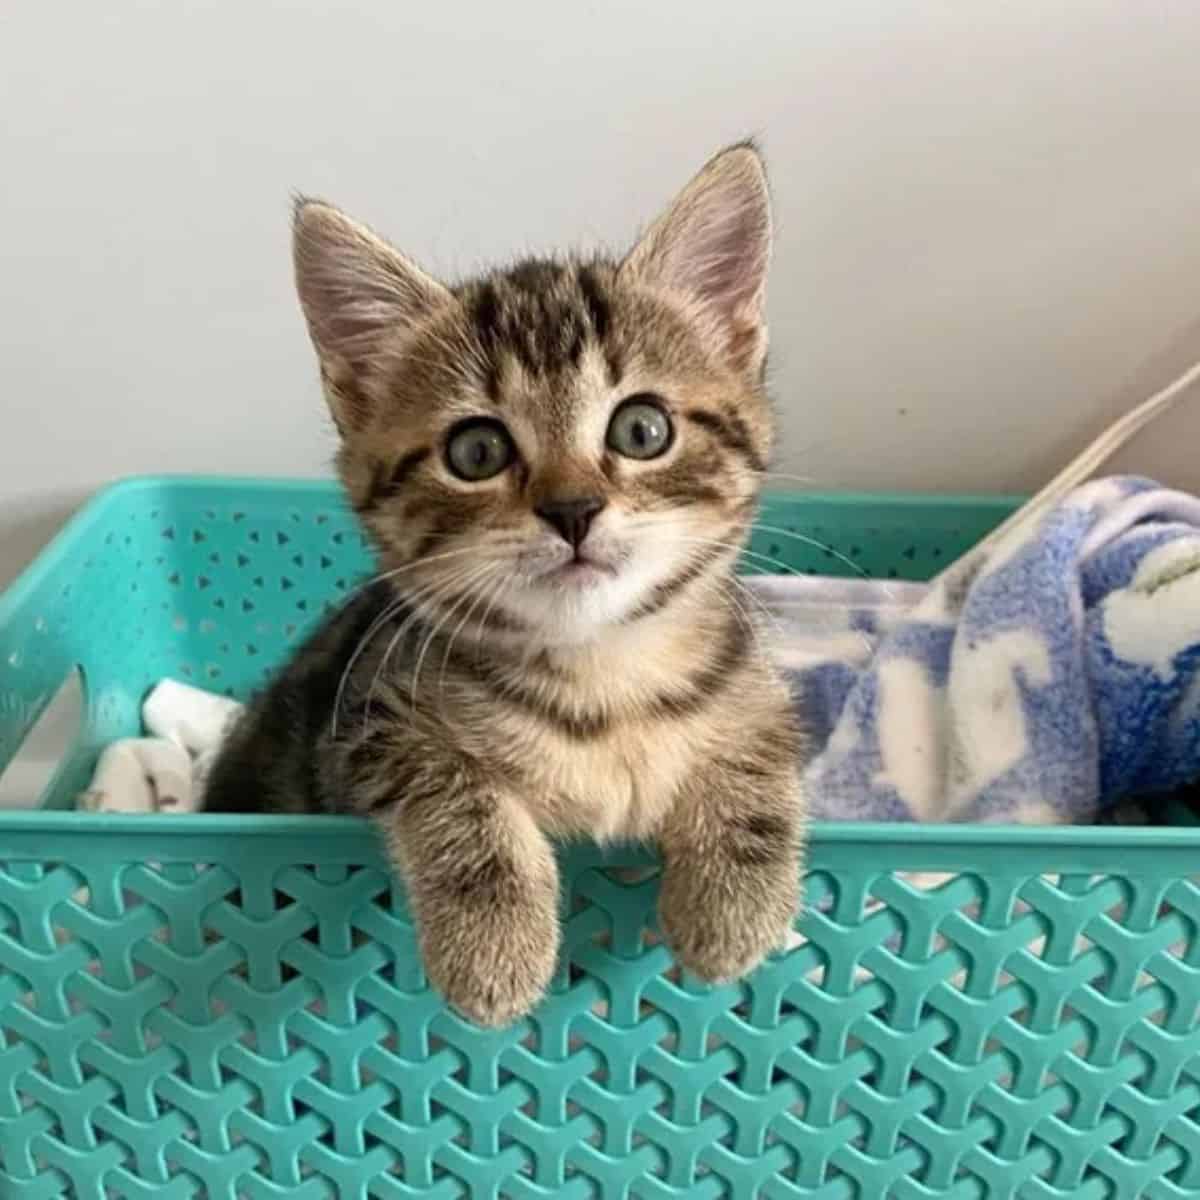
[541,554,617,587]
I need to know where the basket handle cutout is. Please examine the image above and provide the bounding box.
[0,666,86,810]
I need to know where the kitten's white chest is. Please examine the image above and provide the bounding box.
[518,720,699,842]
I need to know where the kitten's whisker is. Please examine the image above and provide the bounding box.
[332,549,515,736]
[634,509,891,596]
[437,570,512,701]
[359,562,486,737]
[710,577,773,663]
[432,565,505,699]
[408,565,497,721]
[356,576,466,733]
[626,526,784,644]
[331,553,487,737]
[331,598,408,740]
[664,536,790,642]
[636,528,809,581]
[625,527,875,657]
[759,470,819,489]
[747,522,900,600]
[660,531,878,656]
[348,545,490,597]
[472,571,519,665]
[725,573,787,641]
[359,575,478,731]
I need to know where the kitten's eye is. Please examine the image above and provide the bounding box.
[445,419,514,481]
[606,395,673,460]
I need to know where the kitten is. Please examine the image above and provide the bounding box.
[205,143,807,1026]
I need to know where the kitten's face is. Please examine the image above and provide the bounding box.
[294,145,773,645]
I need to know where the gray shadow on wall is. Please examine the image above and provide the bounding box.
[0,492,87,591]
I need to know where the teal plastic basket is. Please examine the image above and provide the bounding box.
[0,476,1197,1200]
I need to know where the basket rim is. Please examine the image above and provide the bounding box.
[0,474,353,622]
[0,808,1195,848]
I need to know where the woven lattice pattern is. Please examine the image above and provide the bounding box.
[1,842,1197,1199]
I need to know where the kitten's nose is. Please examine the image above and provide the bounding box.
[535,496,607,549]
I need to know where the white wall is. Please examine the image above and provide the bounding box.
[3,0,1200,586]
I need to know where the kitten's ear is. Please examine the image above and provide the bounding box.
[292,198,452,430]
[621,143,772,374]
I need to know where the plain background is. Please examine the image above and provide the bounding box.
[3,0,1200,590]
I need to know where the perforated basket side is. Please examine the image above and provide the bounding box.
[750,490,1018,581]
[0,815,1195,1198]
[0,478,377,809]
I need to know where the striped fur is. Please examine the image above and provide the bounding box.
[205,143,808,1026]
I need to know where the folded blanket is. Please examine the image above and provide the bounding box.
[756,476,1200,823]
[79,680,241,814]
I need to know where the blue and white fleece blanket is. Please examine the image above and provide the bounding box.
[753,477,1200,824]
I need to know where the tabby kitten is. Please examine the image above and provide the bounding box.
[205,143,807,1026]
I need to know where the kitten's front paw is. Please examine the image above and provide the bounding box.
[659,865,798,983]
[418,894,559,1028]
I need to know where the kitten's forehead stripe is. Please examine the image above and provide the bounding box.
[576,264,623,385]
[463,257,622,385]
[471,281,502,351]
[575,264,610,341]
[507,260,569,293]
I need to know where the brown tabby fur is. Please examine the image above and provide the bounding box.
[205,143,808,1026]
